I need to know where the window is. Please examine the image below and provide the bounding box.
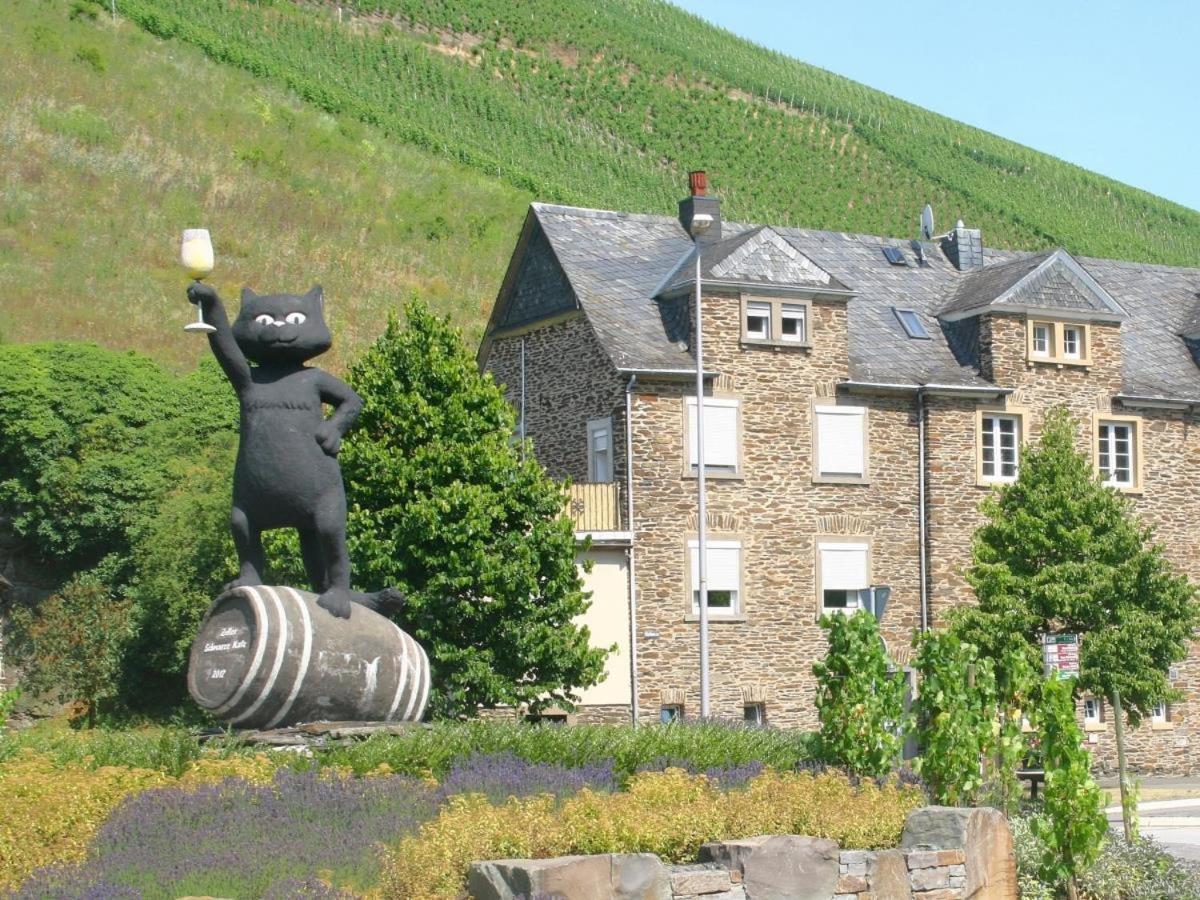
[1031,323,1051,357]
[1062,325,1083,360]
[586,416,613,483]
[1083,698,1104,728]
[780,304,807,343]
[741,296,812,346]
[818,541,870,614]
[1027,320,1092,364]
[687,538,741,616]
[980,414,1020,483]
[814,404,868,482]
[1152,701,1171,727]
[1097,419,1138,489]
[660,705,683,724]
[744,703,766,726]
[745,301,771,341]
[685,397,740,476]
[893,308,931,340]
[882,246,908,266]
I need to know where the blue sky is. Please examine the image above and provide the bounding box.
[673,1,1199,213]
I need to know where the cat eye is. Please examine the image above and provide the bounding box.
[254,314,274,326]
[284,312,307,325]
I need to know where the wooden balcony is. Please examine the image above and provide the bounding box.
[567,482,624,533]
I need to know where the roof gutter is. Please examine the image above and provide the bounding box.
[938,305,1125,325]
[840,380,1012,400]
[658,280,857,302]
[1114,394,1200,412]
[616,366,720,381]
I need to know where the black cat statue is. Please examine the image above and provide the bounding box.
[184,283,428,729]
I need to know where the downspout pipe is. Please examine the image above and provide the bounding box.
[917,388,929,632]
[624,375,639,725]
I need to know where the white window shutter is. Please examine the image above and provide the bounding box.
[820,543,869,591]
[687,398,738,468]
[816,406,865,477]
[689,540,740,592]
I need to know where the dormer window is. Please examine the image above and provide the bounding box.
[741,296,812,348]
[1027,320,1091,365]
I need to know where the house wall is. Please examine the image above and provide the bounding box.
[487,315,628,485]
[484,281,1200,771]
[574,547,632,709]
[628,290,923,727]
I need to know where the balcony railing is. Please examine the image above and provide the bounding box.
[567,482,624,533]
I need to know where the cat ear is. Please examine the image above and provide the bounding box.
[241,287,259,302]
[306,284,324,311]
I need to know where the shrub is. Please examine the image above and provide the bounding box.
[1032,677,1108,899]
[912,630,997,806]
[812,610,906,777]
[1012,812,1200,900]
[5,576,134,727]
[0,748,275,889]
[380,768,924,900]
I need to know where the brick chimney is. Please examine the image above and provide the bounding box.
[941,219,983,270]
[678,170,722,244]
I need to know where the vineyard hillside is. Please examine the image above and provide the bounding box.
[4,0,1199,369]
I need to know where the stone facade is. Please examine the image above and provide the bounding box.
[483,231,1200,771]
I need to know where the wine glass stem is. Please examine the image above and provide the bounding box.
[193,279,208,326]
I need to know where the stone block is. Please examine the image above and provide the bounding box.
[912,890,965,900]
[468,853,671,900]
[901,807,1016,900]
[905,851,942,870]
[741,835,840,900]
[669,863,733,895]
[936,850,965,867]
[700,835,772,874]
[910,867,949,891]
[870,849,912,900]
[836,874,868,893]
[840,850,872,873]
[677,891,747,900]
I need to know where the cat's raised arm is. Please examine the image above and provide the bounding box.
[186,282,251,390]
[314,371,364,457]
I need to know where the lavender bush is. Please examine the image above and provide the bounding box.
[11,752,619,898]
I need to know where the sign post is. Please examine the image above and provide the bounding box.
[1042,633,1080,680]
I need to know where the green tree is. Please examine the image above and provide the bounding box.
[340,299,607,718]
[811,610,906,777]
[5,576,134,728]
[912,630,997,805]
[1033,677,1107,900]
[952,408,1198,723]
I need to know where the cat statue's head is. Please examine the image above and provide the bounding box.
[232,285,333,364]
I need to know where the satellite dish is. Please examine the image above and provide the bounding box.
[920,204,935,241]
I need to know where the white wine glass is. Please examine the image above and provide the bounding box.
[181,228,217,334]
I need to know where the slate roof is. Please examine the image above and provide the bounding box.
[939,249,1125,321]
[505,202,1200,400]
[657,225,851,296]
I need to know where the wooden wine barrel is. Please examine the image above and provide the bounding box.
[187,585,429,730]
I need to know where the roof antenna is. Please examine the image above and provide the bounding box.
[911,203,933,266]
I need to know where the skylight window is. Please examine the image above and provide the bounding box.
[893,308,931,339]
[882,246,908,266]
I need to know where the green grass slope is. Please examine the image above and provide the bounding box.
[0,0,528,370]
[116,0,1200,266]
[4,0,1198,370]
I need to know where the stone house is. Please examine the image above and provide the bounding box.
[478,176,1200,772]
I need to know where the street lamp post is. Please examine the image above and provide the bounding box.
[693,236,710,718]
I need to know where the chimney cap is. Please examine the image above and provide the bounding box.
[688,170,708,197]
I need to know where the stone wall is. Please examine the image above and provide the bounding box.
[468,806,1016,900]
[628,290,920,727]
[487,315,629,487]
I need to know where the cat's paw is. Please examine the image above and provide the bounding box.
[317,588,353,619]
[187,282,218,306]
[315,422,342,457]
